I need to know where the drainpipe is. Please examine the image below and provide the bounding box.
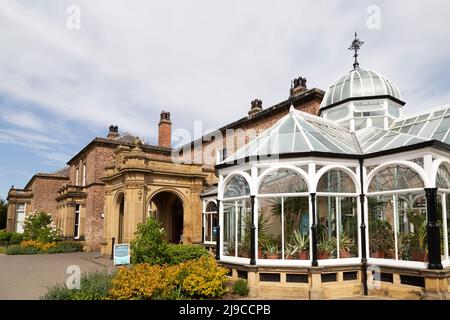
[250,195,256,265]
[425,188,443,270]
[215,200,221,260]
[359,158,368,295]
[310,193,318,267]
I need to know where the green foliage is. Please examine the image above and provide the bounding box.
[130,216,168,265]
[0,198,7,230]
[6,244,40,255]
[165,244,209,265]
[41,270,115,300]
[23,211,60,243]
[47,241,84,254]
[233,279,249,296]
[0,231,24,245]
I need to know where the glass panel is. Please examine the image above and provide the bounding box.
[212,214,218,242]
[327,106,349,120]
[223,201,236,257]
[419,119,441,139]
[436,163,450,189]
[284,196,310,260]
[368,165,424,192]
[258,197,281,259]
[368,195,395,259]
[339,197,358,258]
[317,170,356,193]
[396,193,428,261]
[431,117,450,140]
[408,122,426,136]
[278,118,295,153]
[237,199,251,258]
[352,71,363,97]
[205,214,212,242]
[205,202,217,212]
[223,175,250,198]
[371,117,385,128]
[317,196,337,259]
[259,168,308,194]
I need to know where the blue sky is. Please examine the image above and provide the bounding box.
[1,0,450,198]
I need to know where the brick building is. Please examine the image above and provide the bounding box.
[6,77,324,253]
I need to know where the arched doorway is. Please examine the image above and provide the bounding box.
[117,194,125,244]
[148,191,184,243]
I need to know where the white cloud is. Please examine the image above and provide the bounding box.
[0,0,449,148]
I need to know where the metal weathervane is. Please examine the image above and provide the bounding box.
[348,32,364,70]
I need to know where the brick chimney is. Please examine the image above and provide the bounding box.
[158,110,172,148]
[107,125,119,139]
[248,99,263,118]
[290,76,307,97]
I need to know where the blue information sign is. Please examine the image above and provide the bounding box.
[114,244,130,265]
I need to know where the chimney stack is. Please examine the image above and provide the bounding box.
[158,110,172,148]
[107,125,119,139]
[290,76,307,97]
[248,99,263,118]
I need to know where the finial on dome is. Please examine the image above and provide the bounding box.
[348,32,364,70]
[289,104,295,113]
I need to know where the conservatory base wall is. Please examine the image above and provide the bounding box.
[221,262,450,299]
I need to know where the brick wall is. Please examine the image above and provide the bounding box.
[29,177,68,218]
[158,121,172,148]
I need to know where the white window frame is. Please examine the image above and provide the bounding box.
[82,163,86,186]
[74,204,81,239]
[15,203,26,233]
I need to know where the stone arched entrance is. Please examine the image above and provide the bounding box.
[148,191,184,243]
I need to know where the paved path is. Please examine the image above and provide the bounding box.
[0,252,114,300]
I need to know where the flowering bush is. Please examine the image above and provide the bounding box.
[23,210,61,243]
[21,240,57,251]
[108,256,228,300]
[130,216,168,265]
[180,256,229,299]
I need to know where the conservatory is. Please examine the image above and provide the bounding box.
[211,64,450,298]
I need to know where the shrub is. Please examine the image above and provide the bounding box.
[6,244,40,255]
[109,264,180,300]
[42,270,114,300]
[23,211,60,243]
[130,216,168,265]
[47,241,83,254]
[21,240,57,252]
[180,256,228,299]
[0,231,11,245]
[165,244,209,265]
[109,256,228,300]
[9,232,24,245]
[233,279,249,296]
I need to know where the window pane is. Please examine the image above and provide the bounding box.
[258,197,281,259]
[396,193,428,262]
[317,196,337,259]
[224,175,250,198]
[259,168,308,194]
[223,201,236,257]
[317,170,356,193]
[206,201,217,212]
[436,163,450,189]
[368,165,424,192]
[368,195,395,259]
[284,196,310,260]
[205,214,212,242]
[339,197,358,258]
[237,199,251,258]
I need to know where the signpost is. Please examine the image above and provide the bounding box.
[113,243,130,266]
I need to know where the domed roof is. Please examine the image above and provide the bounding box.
[320,68,402,110]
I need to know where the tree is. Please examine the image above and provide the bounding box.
[0,198,7,230]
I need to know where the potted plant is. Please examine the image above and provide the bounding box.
[238,239,250,258]
[264,242,281,259]
[407,210,428,262]
[284,244,296,259]
[369,218,394,258]
[317,236,334,259]
[338,232,354,258]
[290,229,309,260]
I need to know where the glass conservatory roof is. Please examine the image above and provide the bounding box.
[320,69,402,109]
[221,105,450,164]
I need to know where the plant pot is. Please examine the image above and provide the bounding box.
[297,250,309,260]
[285,254,295,260]
[385,249,395,259]
[371,250,384,258]
[265,253,281,259]
[411,251,428,262]
[317,252,330,260]
[339,250,351,258]
[239,251,250,258]
[258,248,264,259]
